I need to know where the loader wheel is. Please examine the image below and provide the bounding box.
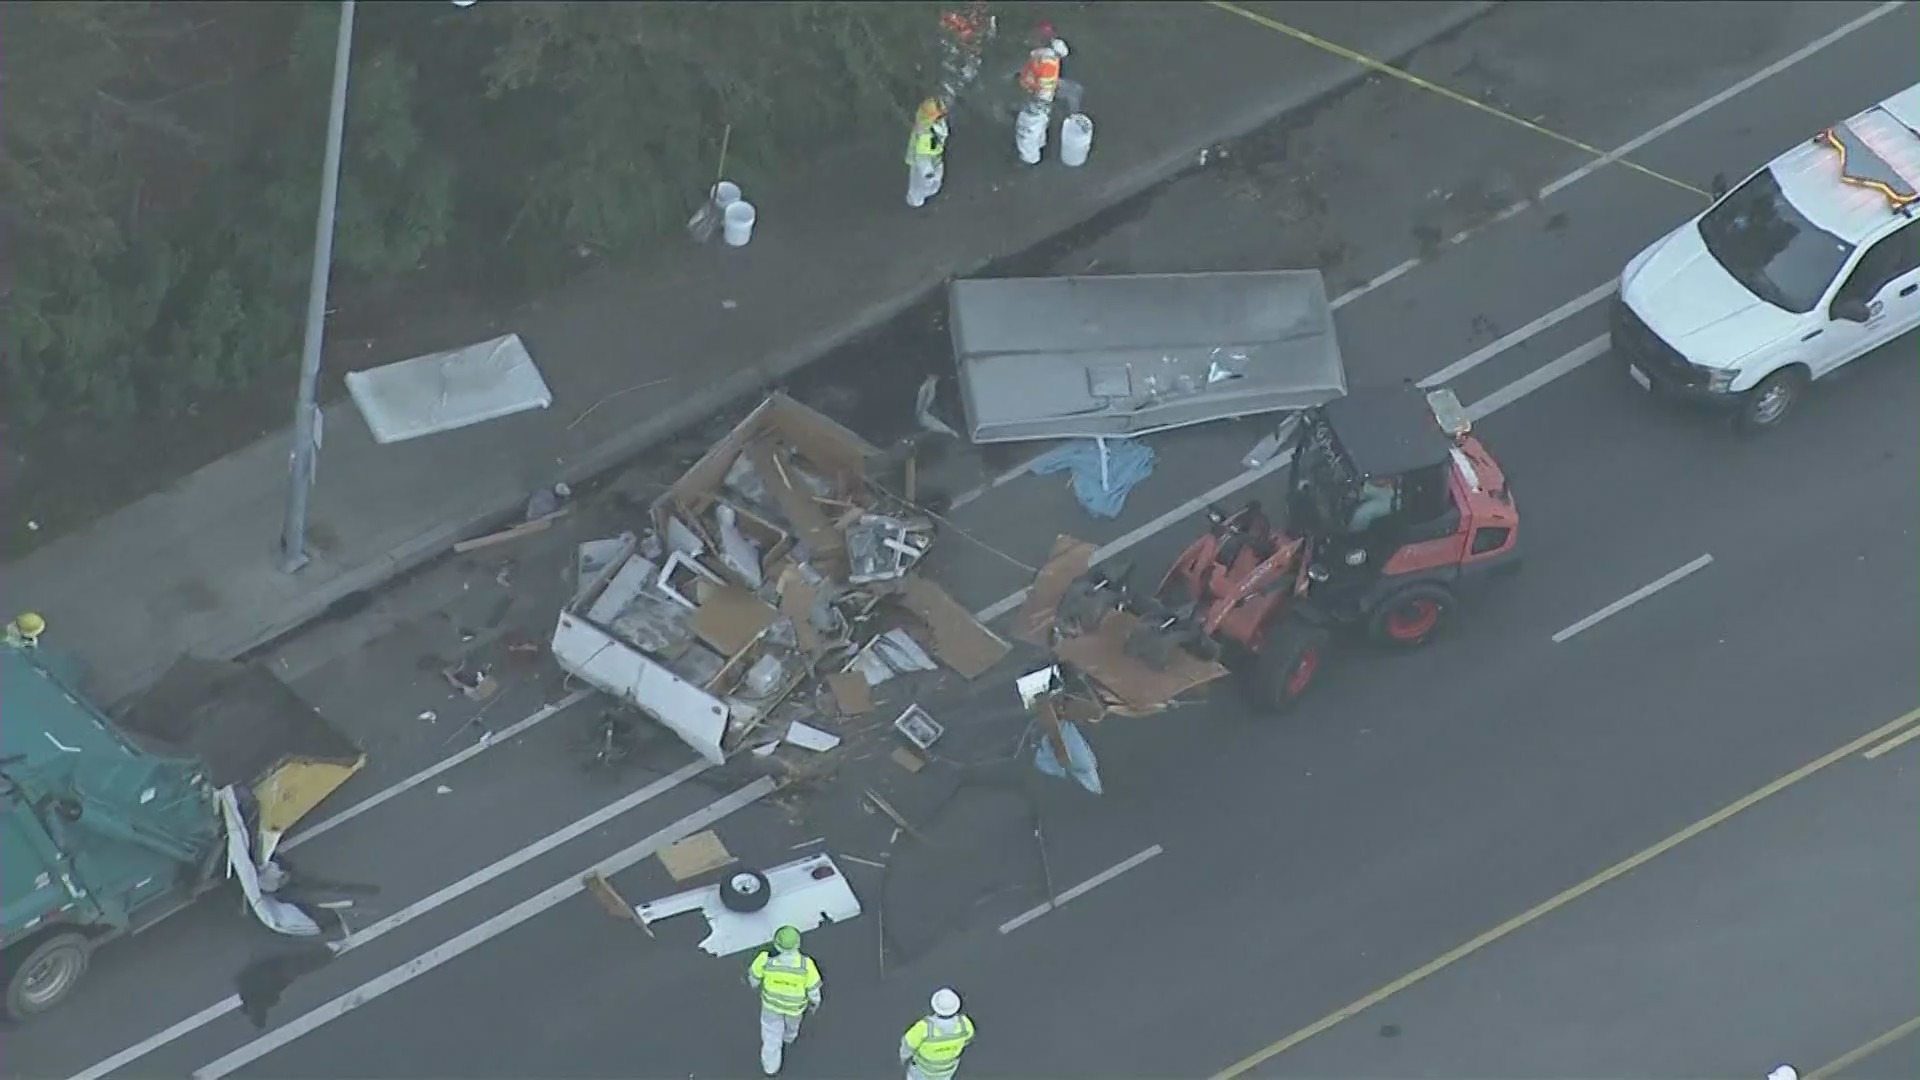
[5,931,90,1021]
[719,869,772,913]
[1370,583,1455,647]
[1242,619,1329,714]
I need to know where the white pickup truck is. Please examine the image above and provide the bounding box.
[1614,83,1920,432]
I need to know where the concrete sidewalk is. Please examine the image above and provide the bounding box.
[0,1,1493,706]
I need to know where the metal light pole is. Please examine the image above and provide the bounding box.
[278,0,357,573]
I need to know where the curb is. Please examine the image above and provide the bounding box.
[221,1,1500,671]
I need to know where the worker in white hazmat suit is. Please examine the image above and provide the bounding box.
[907,97,950,208]
[900,987,976,1079]
[1014,37,1069,165]
[746,925,822,1075]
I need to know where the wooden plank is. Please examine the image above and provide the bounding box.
[894,576,1010,679]
[453,508,571,553]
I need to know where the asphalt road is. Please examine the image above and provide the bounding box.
[18,3,1917,1080]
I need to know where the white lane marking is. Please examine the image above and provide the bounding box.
[971,328,1615,625]
[1421,287,1614,389]
[66,758,710,1080]
[1326,1,1906,309]
[998,845,1165,935]
[285,688,595,851]
[1550,554,1717,643]
[1537,1,1910,201]
[942,3,1892,514]
[1464,334,1610,419]
[950,454,1053,511]
[1863,721,1920,760]
[191,777,777,1080]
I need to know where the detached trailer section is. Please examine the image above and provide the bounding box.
[948,270,1348,444]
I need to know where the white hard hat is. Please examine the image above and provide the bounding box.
[1766,1067,1799,1080]
[1050,38,1070,58]
[931,987,962,1017]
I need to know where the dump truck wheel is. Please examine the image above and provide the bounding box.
[1244,619,1329,714]
[720,869,772,913]
[5,931,90,1021]
[1370,583,1454,647]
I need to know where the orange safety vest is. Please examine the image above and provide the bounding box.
[1019,49,1060,97]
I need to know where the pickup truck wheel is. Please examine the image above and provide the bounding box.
[6,932,90,1021]
[1734,368,1807,434]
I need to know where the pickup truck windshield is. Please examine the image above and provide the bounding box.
[1698,168,1855,314]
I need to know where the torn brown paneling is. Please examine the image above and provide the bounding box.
[894,576,1010,678]
[1015,535,1098,645]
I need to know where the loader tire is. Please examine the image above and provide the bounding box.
[1242,619,1329,715]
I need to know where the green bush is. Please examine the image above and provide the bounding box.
[1,0,950,425]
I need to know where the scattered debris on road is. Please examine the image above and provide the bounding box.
[892,704,945,751]
[441,662,499,702]
[548,394,1007,768]
[1017,534,1227,716]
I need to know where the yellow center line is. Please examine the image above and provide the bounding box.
[1863,716,1920,758]
[1210,705,1920,1079]
[1809,1014,1920,1079]
[1205,1,1710,200]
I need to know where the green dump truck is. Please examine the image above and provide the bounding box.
[1,639,363,1020]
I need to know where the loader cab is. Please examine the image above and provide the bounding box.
[1287,386,1459,562]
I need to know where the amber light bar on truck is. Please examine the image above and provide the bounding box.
[1814,124,1919,213]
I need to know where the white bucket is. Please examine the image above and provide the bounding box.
[1060,114,1093,167]
[711,180,741,209]
[723,200,757,247]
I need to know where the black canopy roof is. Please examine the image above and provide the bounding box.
[1316,385,1454,479]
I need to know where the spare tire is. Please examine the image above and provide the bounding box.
[719,868,772,913]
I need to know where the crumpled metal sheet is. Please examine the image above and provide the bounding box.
[948,271,1347,443]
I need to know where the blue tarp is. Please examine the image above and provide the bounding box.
[1029,438,1157,519]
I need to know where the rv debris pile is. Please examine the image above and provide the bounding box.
[550,394,1010,767]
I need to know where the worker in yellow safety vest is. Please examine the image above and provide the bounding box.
[747,925,822,1076]
[4,612,46,649]
[906,97,950,208]
[900,987,975,1080]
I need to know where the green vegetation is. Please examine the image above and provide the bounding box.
[0,0,949,424]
